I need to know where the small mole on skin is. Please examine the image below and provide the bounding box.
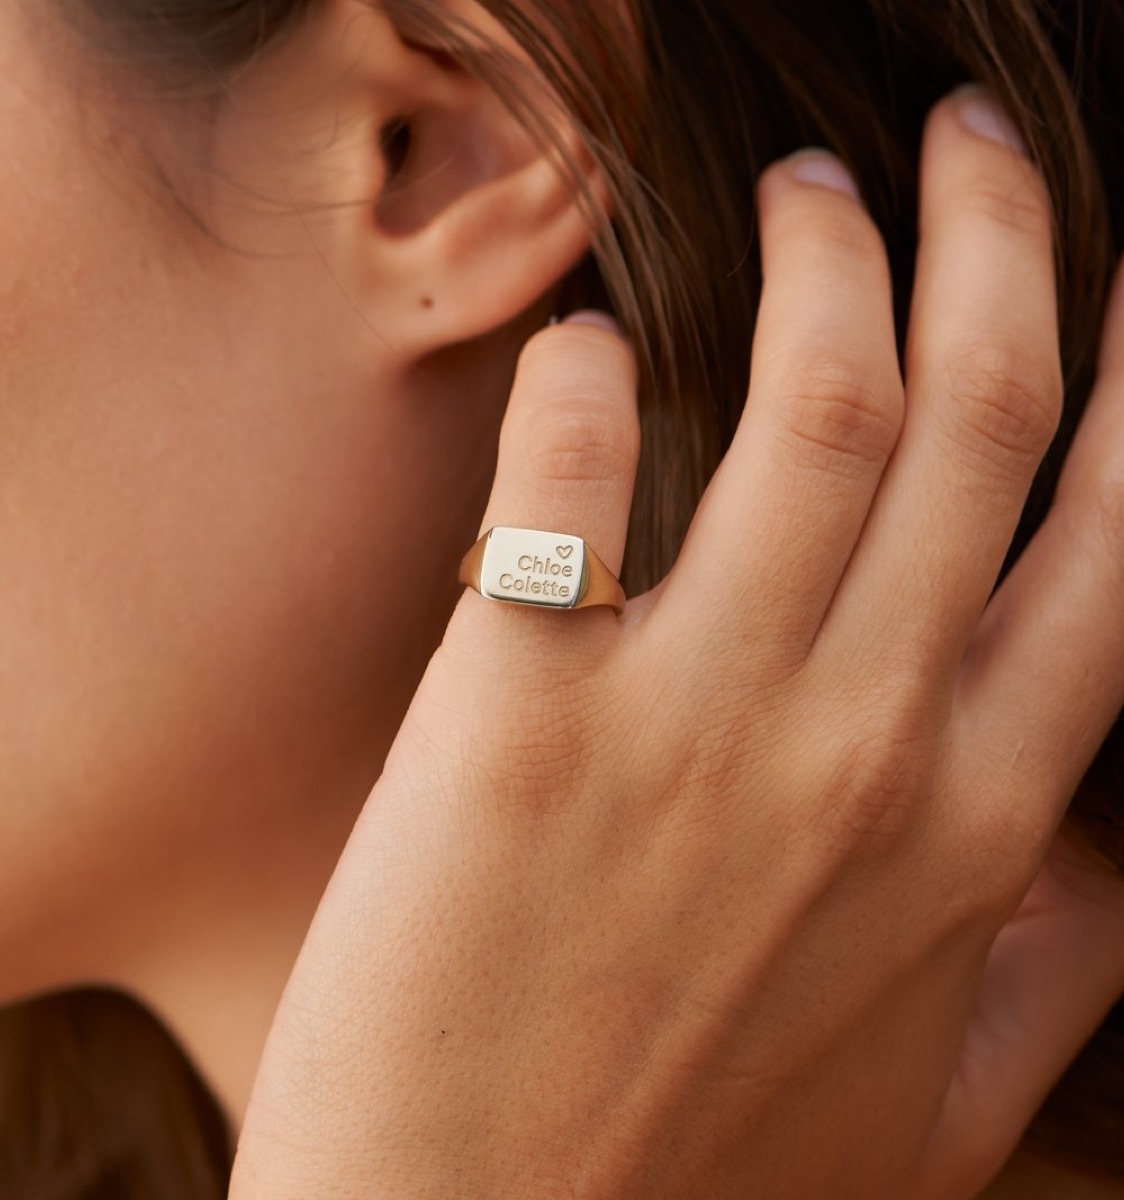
[421,295,434,309]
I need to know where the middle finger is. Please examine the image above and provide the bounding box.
[660,151,901,661]
[819,88,1062,681]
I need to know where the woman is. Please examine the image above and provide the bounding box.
[0,0,1121,1196]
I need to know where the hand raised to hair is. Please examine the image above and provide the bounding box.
[229,90,1124,1200]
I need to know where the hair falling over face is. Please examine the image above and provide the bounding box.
[3,0,1123,1194]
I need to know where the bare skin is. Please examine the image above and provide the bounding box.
[0,0,583,1120]
[0,0,1120,1194]
[230,85,1124,1200]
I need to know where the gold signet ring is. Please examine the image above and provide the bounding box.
[458,527,626,614]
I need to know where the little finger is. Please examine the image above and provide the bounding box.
[451,312,640,662]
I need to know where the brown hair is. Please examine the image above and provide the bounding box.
[4,0,1123,1194]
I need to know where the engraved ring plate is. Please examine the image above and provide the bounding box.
[481,526,585,609]
[458,526,626,613]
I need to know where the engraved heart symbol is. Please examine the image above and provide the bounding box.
[556,545,574,559]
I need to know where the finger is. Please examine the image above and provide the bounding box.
[953,259,1124,810]
[821,88,1062,682]
[477,312,639,574]
[663,151,902,656]
[456,311,639,642]
[919,834,1124,1199]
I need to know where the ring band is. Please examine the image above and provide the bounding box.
[458,526,626,614]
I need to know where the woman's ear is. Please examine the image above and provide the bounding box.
[371,59,607,355]
[213,0,607,360]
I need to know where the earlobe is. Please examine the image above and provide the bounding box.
[379,148,606,353]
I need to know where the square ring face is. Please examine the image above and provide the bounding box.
[480,527,586,610]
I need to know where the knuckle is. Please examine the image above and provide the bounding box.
[820,738,921,849]
[523,399,640,487]
[941,343,1062,477]
[960,169,1053,243]
[773,359,903,479]
[781,198,887,265]
[810,691,936,854]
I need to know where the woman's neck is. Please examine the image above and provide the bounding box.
[116,762,382,1130]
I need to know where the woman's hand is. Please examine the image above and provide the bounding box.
[229,89,1124,1200]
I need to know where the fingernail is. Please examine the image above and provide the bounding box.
[954,85,1026,154]
[787,149,862,201]
[563,310,622,335]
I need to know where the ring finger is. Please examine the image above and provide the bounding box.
[819,88,1062,683]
